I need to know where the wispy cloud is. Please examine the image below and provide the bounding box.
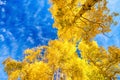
[107,0,120,12]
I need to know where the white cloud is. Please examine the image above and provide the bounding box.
[39,0,45,8]
[107,0,120,12]
[1,8,5,12]
[0,34,5,42]
[0,0,6,5]
[27,37,34,44]
[1,28,6,32]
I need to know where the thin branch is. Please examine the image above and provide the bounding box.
[81,16,112,38]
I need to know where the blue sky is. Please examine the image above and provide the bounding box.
[0,0,57,79]
[95,0,120,49]
[0,0,120,79]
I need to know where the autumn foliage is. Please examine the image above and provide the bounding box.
[3,0,120,80]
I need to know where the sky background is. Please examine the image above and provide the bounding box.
[0,0,120,79]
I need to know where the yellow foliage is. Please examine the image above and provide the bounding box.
[21,62,52,80]
[45,40,77,70]
[24,48,41,62]
[50,0,116,42]
[3,0,120,80]
[9,70,20,80]
[78,40,120,79]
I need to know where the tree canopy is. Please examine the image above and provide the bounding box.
[3,0,120,80]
